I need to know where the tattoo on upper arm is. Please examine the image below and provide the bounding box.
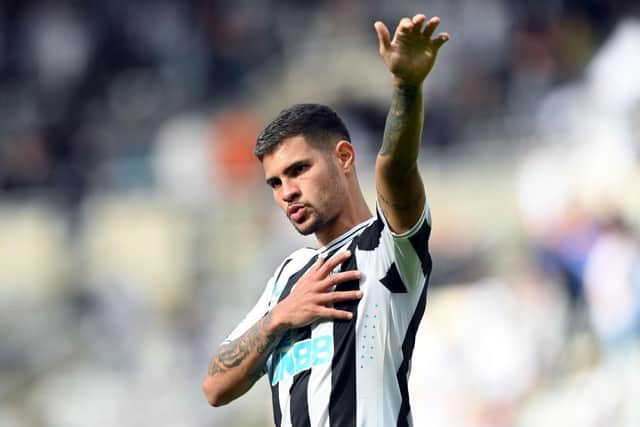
[207,313,279,380]
[377,190,424,211]
[379,85,420,156]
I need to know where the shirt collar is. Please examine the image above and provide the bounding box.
[317,216,375,255]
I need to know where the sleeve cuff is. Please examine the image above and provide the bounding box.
[375,199,431,239]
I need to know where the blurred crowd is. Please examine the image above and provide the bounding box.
[0,1,639,426]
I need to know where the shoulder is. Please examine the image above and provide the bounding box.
[283,247,317,267]
[353,202,431,252]
[272,247,317,279]
[288,247,317,259]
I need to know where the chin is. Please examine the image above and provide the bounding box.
[293,224,316,236]
[292,218,319,236]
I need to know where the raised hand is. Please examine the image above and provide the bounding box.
[272,250,363,328]
[374,14,449,87]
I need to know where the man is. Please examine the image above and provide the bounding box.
[202,13,449,426]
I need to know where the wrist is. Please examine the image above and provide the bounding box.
[268,305,291,334]
[392,77,423,90]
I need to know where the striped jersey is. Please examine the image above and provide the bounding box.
[224,201,432,427]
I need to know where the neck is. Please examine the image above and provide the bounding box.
[315,184,372,246]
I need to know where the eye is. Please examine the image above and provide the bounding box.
[291,163,308,176]
[267,178,281,189]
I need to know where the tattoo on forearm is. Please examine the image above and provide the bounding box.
[207,313,278,378]
[248,364,266,383]
[377,190,424,211]
[379,85,420,156]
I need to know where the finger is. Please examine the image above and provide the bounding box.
[421,16,440,39]
[374,21,391,53]
[321,270,362,289]
[318,290,363,305]
[432,33,450,51]
[317,307,354,321]
[411,14,427,32]
[318,250,352,276]
[395,17,413,38]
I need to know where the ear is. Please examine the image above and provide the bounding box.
[334,140,356,172]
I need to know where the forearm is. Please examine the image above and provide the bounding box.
[377,83,423,177]
[202,311,285,406]
[373,12,447,181]
[375,83,427,232]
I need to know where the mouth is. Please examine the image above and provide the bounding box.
[287,203,307,223]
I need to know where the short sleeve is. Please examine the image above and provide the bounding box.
[375,199,431,241]
[221,256,292,344]
[221,276,274,345]
[375,199,432,292]
[219,256,296,379]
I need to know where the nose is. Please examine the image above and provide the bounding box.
[281,179,300,203]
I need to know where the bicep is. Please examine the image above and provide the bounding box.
[375,156,426,234]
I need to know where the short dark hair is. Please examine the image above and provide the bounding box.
[254,103,351,160]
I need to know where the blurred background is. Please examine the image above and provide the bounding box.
[0,0,639,426]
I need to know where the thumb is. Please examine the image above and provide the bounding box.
[374,21,391,54]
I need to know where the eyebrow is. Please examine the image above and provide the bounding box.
[265,159,311,185]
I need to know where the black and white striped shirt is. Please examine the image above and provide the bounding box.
[224,201,432,427]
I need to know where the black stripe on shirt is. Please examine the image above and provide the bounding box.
[288,248,345,427]
[272,255,318,427]
[272,382,282,427]
[290,369,312,427]
[396,282,428,427]
[322,219,374,254]
[289,310,314,427]
[356,217,384,251]
[278,255,318,303]
[275,258,293,285]
[328,240,361,427]
[408,220,431,276]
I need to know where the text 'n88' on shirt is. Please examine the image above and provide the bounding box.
[223,201,433,427]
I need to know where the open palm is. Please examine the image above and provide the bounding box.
[375,14,449,87]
